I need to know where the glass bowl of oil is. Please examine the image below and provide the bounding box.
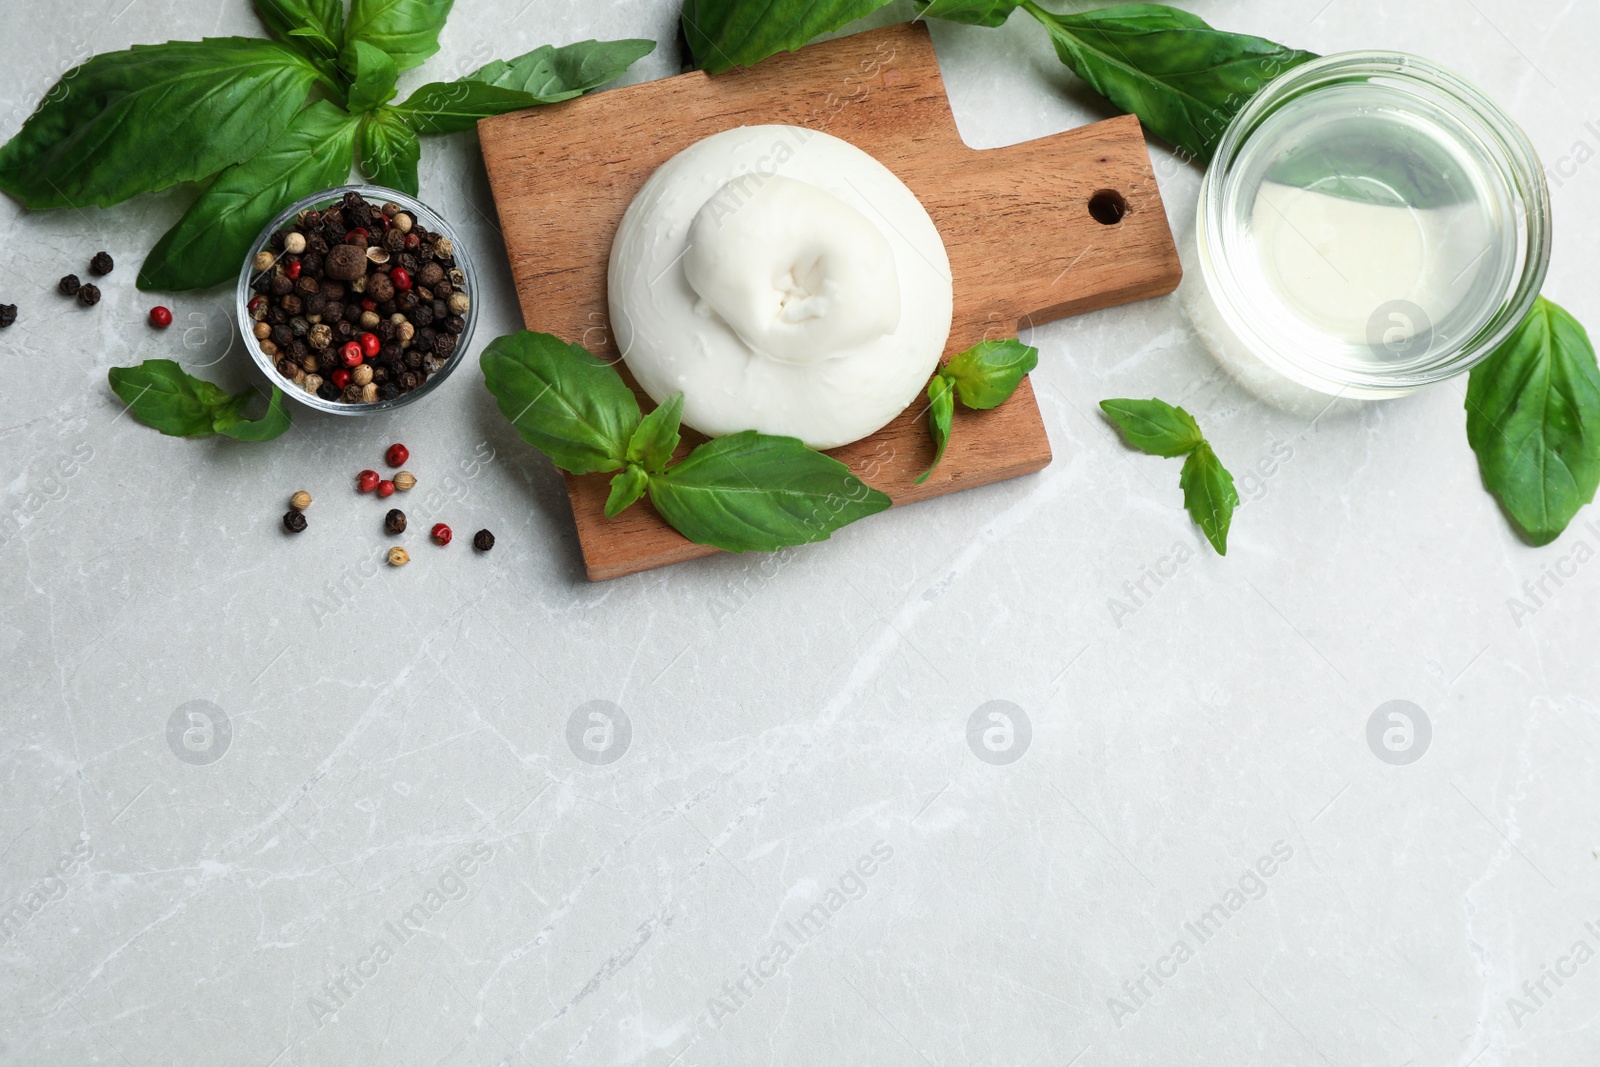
[1197,51,1551,397]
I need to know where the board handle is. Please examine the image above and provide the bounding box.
[938,113,1182,341]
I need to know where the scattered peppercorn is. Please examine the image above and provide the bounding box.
[149,306,173,328]
[393,471,417,491]
[290,490,312,511]
[431,522,452,546]
[58,274,81,297]
[377,479,396,498]
[387,546,410,566]
[77,284,101,307]
[473,529,495,552]
[357,469,380,493]
[0,304,15,329]
[88,251,114,276]
[385,443,409,467]
[283,510,308,534]
[384,508,407,534]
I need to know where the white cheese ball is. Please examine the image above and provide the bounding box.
[608,126,954,450]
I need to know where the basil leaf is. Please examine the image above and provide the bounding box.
[217,387,292,441]
[1099,397,1204,458]
[1179,442,1239,555]
[138,101,360,291]
[627,393,685,473]
[682,0,897,74]
[0,39,321,210]
[1022,2,1315,163]
[480,331,641,475]
[358,109,421,196]
[393,81,542,134]
[1465,298,1600,546]
[468,39,657,103]
[254,0,344,61]
[344,39,400,112]
[916,374,956,485]
[345,0,454,72]
[605,464,651,519]
[647,432,891,553]
[943,339,1039,409]
[108,360,290,441]
[916,0,1023,27]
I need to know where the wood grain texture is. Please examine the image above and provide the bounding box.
[478,21,1181,581]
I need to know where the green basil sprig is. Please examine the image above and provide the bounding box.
[1465,298,1600,546]
[917,339,1038,484]
[0,39,323,210]
[0,4,654,292]
[1101,398,1238,554]
[108,360,291,441]
[683,0,892,74]
[685,1,1308,162]
[343,0,454,73]
[253,0,345,61]
[481,331,890,553]
[139,102,362,291]
[1019,3,1315,163]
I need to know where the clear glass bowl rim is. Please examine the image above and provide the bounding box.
[1196,50,1553,397]
[236,183,479,416]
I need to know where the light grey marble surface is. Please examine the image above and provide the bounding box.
[3,1,1598,1064]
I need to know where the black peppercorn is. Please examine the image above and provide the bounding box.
[384,508,407,534]
[404,349,424,370]
[412,305,433,328]
[267,306,289,326]
[0,304,15,328]
[317,349,339,373]
[89,251,114,276]
[77,283,101,307]
[443,315,465,335]
[283,510,308,534]
[270,274,294,296]
[58,274,81,296]
[379,382,401,401]
[276,357,297,378]
[317,381,341,401]
[473,529,495,552]
[433,334,456,360]
[271,325,294,348]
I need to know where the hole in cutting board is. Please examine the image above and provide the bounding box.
[1088,189,1128,225]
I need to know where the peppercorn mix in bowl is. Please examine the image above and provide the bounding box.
[238,185,477,415]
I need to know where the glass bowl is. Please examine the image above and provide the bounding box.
[1196,52,1551,397]
[237,184,478,415]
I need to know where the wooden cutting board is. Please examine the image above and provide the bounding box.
[478,21,1181,581]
